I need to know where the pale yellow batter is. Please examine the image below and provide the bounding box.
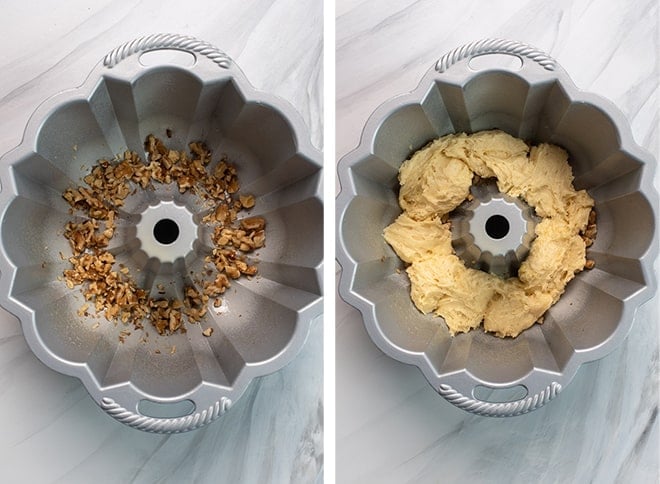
[384,130,594,338]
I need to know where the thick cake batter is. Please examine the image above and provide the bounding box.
[384,130,595,338]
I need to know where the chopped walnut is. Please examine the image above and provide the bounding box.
[239,194,255,209]
[583,224,597,239]
[62,135,265,337]
[581,208,598,260]
[240,217,265,231]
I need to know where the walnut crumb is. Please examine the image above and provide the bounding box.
[118,329,131,343]
[202,327,214,337]
[77,303,90,317]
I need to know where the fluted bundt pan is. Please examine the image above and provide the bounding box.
[0,34,322,433]
[337,39,658,416]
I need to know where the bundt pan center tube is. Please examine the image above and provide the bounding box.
[0,34,323,433]
[336,39,658,417]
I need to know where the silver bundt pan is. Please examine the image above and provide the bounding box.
[337,39,658,417]
[0,34,323,433]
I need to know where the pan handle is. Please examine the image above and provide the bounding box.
[437,381,562,417]
[102,33,231,69]
[435,38,556,74]
[100,395,232,433]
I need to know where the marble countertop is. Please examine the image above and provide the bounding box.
[0,1,322,483]
[336,0,659,483]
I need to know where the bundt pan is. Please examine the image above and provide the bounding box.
[0,34,323,432]
[337,39,658,417]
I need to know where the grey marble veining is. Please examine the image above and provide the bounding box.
[0,1,322,483]
[336,0,659,482]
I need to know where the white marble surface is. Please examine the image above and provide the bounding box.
[336,0,659,483]
[0,1,322,483]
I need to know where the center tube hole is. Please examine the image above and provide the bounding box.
[485,215,510,240]
[153,218,180,245]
